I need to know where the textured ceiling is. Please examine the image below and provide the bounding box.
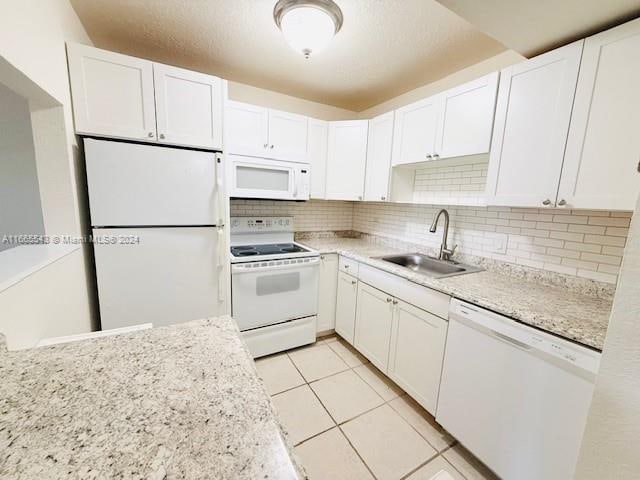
[437,0,640,56]
[69,0,506,111]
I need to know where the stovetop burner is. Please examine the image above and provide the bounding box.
[230,243,310,258]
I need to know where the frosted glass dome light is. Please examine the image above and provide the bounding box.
[274,0,343,59]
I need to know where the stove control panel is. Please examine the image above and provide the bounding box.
[230,216,293,233]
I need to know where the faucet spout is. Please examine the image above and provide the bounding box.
[430,209,456,260]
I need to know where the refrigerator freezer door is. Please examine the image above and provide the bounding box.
[93,227,220,329]
[85,139,220,226]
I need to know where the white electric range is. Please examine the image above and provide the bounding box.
[230,217,319,358]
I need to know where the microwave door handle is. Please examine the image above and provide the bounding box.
[293,169,298,198]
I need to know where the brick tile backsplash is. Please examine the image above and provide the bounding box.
[230,198,632,284]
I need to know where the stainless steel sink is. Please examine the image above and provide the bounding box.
[376,253,483,279]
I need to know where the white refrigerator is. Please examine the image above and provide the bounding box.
[84,139,225,330]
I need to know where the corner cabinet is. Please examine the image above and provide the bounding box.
[308,119,329,199]
[558,18,640,211]
[364,111,395,202]
[316,254,338,333]
[485,41,583,208]
[335,270,358,344]
[67,43,224,150]
[325,120,369,201]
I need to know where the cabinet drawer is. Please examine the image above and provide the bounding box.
[339,256,359,276]
[359,263,450,319]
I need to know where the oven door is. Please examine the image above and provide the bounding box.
[231,257,319,331]
[230,155,306,200]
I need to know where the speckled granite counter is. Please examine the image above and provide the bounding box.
[0,317,302,479]
[300,237,613,351]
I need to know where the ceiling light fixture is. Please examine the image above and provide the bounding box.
[273,0,343,59]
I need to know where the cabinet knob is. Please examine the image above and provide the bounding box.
[270,144,274,149]
[557,199,567,206]
[381,196,386,201]
[392,299,398,305]
[148,132,154,138]
[542,199,552,206]
[159,133,165,139]
[386,297,392,303]
[426,154,432,160]
[432,153,440,159]
[263,143,268,148]
[320,255,325,260]
[358,196,362,201]
[344,264,349,269]
[351,280,356,285]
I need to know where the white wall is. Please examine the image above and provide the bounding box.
[359,50,524,118]
[227,81,357,120]
[574,192,640,478]
[0,83,44,251]
[0,0,95,342]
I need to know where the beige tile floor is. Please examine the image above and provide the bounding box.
[255,335,498,480]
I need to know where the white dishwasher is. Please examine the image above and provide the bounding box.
[436,299,601,480]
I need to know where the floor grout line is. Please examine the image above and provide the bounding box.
[267,336,478,480]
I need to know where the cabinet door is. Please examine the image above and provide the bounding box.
[153,63,223,149]
[364,111,395,202]
[225,101,269,156]
[67,43,156,141]
[486,41,583,208]
[326,120,369,200]
[559,19,640,211]
[335,271,358,344]
[354,283,394,373]
[317,254,338,333]
[308,118,329,199]
[437,72,499,159]
[392,96,440,166]
[388,299,448,415]
[268,109,308,161]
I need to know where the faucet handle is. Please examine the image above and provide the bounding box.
[443,244,458,259]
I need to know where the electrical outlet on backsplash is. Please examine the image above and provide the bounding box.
[230,199,632,285]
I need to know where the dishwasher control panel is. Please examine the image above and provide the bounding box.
[451,299,601,374]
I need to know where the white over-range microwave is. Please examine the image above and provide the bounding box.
[229,154,311,200]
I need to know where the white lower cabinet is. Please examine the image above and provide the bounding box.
[316,254,338,333]
[354,283,394,373]
[388,299,448,414]
[335,271,358,344]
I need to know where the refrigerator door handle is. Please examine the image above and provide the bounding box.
[217,225,225,304]
[215,153,225,226]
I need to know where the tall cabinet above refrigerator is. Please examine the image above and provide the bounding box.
[84,139,226,330]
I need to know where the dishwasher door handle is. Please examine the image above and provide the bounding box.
[490,329,533,351]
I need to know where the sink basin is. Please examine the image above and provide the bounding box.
[376,253,483,279]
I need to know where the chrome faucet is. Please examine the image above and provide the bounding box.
[430,209,457,261]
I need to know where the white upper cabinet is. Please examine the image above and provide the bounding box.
[364,111,395,202]
[486,41,583,208]
[308,119,329,199]
[326,120,369,201]
[225,101,269,156]
[153,63,223,149]
[392,96,441,165]
[67,43,224,149]
[437,72,499,159]
[67,43,157,141]
[225,102,308,161]
[559,18,640,211]
[267,109,308,161]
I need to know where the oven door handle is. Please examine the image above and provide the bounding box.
[232,257,320,274]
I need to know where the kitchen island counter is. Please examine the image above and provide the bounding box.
[0,316,302,479]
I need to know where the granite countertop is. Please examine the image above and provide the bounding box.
[0,317,302,479]
[300,237,613,351]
